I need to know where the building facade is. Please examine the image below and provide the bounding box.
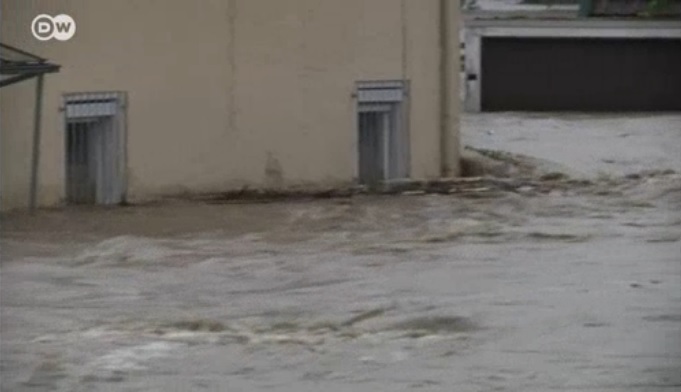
[462,14,681,112]
[1,0,461,211]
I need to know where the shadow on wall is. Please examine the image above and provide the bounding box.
[265,152,285,188]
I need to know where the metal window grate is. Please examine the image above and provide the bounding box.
[63,92,127,205]
[356,81,409,185]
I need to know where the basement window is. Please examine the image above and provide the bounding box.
[356,80,409,185]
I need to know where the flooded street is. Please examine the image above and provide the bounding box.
[2,113,680,391]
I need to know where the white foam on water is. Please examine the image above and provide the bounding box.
[92,341,179,371]
[390,351,409,363]
[74,236,186,266]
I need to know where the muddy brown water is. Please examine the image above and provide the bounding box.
[2,113,681,391]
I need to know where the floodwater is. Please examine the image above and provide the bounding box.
[1,113,680,391]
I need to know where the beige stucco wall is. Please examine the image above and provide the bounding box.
[1,0,460,211]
